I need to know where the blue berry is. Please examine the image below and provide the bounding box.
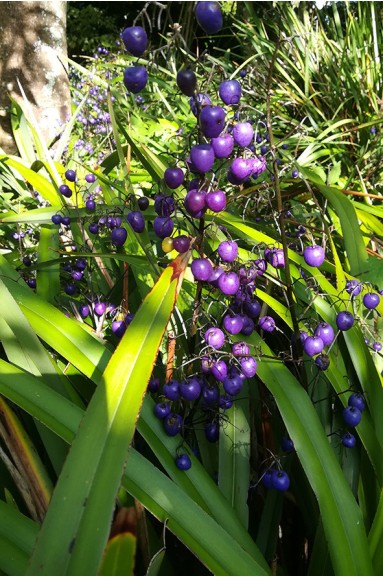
[175,453,192,470]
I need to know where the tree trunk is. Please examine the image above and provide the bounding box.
[0,0,70,154]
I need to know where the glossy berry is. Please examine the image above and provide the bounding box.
[111,227,127,247]
[304,336,324,357]
[211,134,234,159]
[127,211,145,233]
[154,402,171,420]
[190,144,215,173]
[233,122,254,147]
[89,223,99,234]
[122,26,148,57]
[232,341,250,356]
[79,304,90,318]
[205,189,227,212]
[218,240,238,263]
[164,167,184,189]
[202,384,219,405]
[180,378,202,401]
[172,235,190,254]
[204,422,220,442]
[219,394,233,410]
[27,278,36,289]
[218,271,240,295]
[292,169,299,178]
[65,284,76,296]
[137,196,149,211]
[271,470,290,492]
[123,66,148,93]
[94,301,107,316]
[51,214,62,225]
[195,1,223,35]
[205,327,225,349]
[363,292,380,309]
[303,245,325,267]
[184,189,206,218]
[163,379,181,401]
[336,311,354,331]
[191,258,213,281]
[153,216,174,239]
[314,322,335,346]
[259,316,276,333]
[342,406,362,428]
[176,69,197,97]
[239,355,258,378]
[163,413,183,436]
[264,248,285,269]
[262,468,276,489]
[211,359,228,381]
[229,157,254,183]
[175,453,192,471]
[86,198,96,211]
[200,106,226,138]
[85,173,96,183]
[219,79,242,105]
[189,93,212,116]
[223,374,243,396]
[373,341,382,351]
[223,314,244,335]
[341,432,356,448]
[65,169,76,182]
[62,216,71,226]
[348,393,365,412]
[59,184,72,198]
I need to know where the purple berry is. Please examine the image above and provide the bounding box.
[314,322,335,346]
[180,378,202,401]
[195,1,223,35]
[345,279,362,297]
[336,311,354,331]
[189,93,212,116]
[271,470,290,492]
[219,79,242,105]
[233,122,254,147]
[172,235,190,254]
[89,223,99,235]
[184,189,206,218]
[191,258,213,281]
[175,453,192,470]
[232,341,250,356]
[223,374,243,396]
[314,353,330,371]
[176,69,197,96]
[65,169,76,182]
[123,66,148,93]
[205,189,227,212]
[200,105,226,138]
[363,292,380,309]
[164,167,184,189]
[211,133,234,158]
[163,379,181,401]
[122,26,148,57]
[127,211,145,233]
[59,184,72,198]
[153,216,174,239]
[86,198,96,211]
[239,355,258,377]
[190,144,215,173]
[85,173,96,183]
[202,384,219,405]
[373,341,382,351]
[164,413,183,436]
[217,271,240,295]
[259,316,276,333]
[217,240,238,263]
[79,304,90,318]
[204,327,225,349]
[264,248,285,269]
[348,393,365,412]
[51,214,62,225]
[111,320,127,339]
[223,313,244,335]
[281,436,294,453]
[94,301,107,316]
[343,406,362,428]
[154,402,171,420]
[303,245,325,267]
[111,227,127,247]
[303,336,324,357]
[341,432,356,448]
[204,422,220,442]
[211,359,228,381]
[137,196,149,211]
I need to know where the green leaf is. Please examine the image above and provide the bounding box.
[99,533,136,576]
[36,225,60,304]
[27,252,190,576]
[0,499,39,575]
[218,382,250,529]
[0,156,59,205]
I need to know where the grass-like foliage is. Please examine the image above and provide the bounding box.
[0,1,382,575]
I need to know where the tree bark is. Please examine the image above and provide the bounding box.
[0,0,70,153]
